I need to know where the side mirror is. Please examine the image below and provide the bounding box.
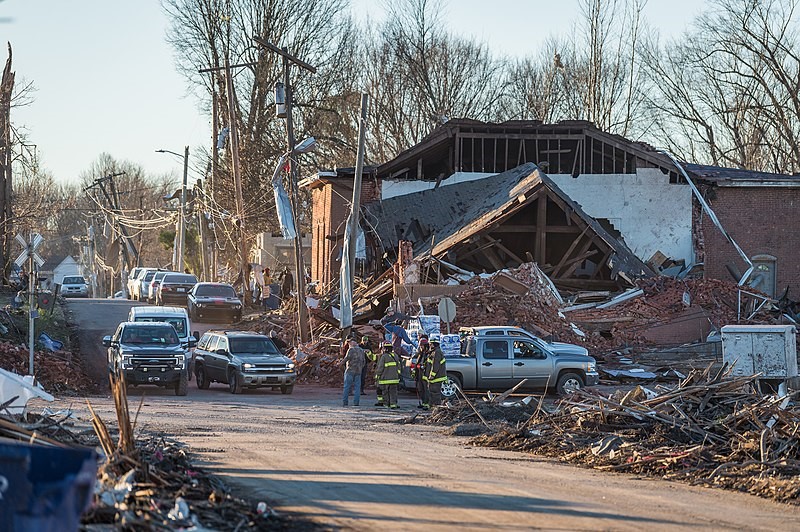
[192,331,200,340]
[187,338,198,348]
[102,335,112,348]
[216,348,229,356]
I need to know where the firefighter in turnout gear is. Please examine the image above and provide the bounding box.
[375,341,401,409]
[423,336,448,408]
[414,336,430,408]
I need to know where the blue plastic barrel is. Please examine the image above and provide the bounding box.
[0,442,96,532]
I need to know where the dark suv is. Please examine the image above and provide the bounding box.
[103,322,196,396]
[193,331,295,394]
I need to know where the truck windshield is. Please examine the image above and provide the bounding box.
[229,338,280,355]
[62,277,85,285]
[134,317,187,336]
[121,326,179,345]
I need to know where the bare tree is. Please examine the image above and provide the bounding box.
[365,0,504,161]
[641,0,800,172]
[163,0,357,220]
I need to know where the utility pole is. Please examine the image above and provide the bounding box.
[341,94,369,335]
[253,36,317,343]
[84,172,138,294]
[177,145,189,271]
[223,58,250,304]
[348,94,369,291]
[210,87,219,281]
[196,179,208,281]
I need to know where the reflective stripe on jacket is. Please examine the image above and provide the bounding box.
[376,351,401,385]
[424,346,447,383]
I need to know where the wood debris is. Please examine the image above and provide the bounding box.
[432,366,800,503]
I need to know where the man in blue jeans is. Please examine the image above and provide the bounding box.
[342,338,365,406]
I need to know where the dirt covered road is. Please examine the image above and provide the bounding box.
[63,299,800,530]
[55,385,799,531]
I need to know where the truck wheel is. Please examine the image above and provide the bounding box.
[556,372,584,396]
[228,370,243,394]
[175,372,188,396]
[281,384,294,394]
[196,365,210,389]
[441,374,461,398]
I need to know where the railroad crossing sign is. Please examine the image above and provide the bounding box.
[14,233,44,377]
[14,233,45,268]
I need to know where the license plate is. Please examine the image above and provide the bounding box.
[177,288,185,292]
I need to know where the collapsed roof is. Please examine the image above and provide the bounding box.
[365,163,654,288]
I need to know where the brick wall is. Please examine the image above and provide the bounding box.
[310,176,380,287]
[701,186,800,297]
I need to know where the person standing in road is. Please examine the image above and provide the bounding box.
[423,336,448,408]
[359,335,374,396]
[375,341,401,409]
[342,338,365,406]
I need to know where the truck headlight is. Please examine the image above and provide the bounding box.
[176,354,185,369]
[288,363,295,369]
[122,355,133,369]
[233,304,242,310]
[243,363,254,370]
[587,362,596,372]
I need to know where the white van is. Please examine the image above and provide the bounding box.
[127,306,195,346]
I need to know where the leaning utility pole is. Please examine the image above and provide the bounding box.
[223,58,250,304]
[253,36,316,343]
[340,93,369,335]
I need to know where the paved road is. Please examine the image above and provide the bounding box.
[64,300,800,531]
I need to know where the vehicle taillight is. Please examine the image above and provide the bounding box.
[162,286,172,292]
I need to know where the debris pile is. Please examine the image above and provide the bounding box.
[434,366,800,503]
[82,373,291,529]
[291,339,345,386]
[0,340,93,394]
[444,263,581,342]
[568,277,776,352]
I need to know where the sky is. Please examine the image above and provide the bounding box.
[2,0,704,184]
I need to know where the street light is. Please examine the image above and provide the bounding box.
[156,146,189,271]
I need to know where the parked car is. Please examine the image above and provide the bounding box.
[193,331,295,394]
[405,326,599,398]
[146,270,176,303]
[156,273,198,306]
[103,321,196,396]
[187,283,242,323]
[61,276,89,298]
[133,268,160,301]
[126,267,143,298]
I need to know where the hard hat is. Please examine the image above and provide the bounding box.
[361,336,370,342]
[430,335,441,343]
[419,337,429,344]
[383,341,393,348]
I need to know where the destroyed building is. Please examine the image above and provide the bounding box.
[306,119,800,299]
[687,164,800,298]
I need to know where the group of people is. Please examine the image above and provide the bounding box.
[341,318,448,410]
